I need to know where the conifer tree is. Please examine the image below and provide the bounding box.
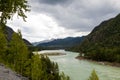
[0,29,7,63]
[9,31,29,75]
[88,69,99,80]
[31,54,45,80]
[60,72,70,80]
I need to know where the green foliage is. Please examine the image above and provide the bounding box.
[84,46,120,62]
[31,54,43,80]
[30,54,70,80]
[0,0,30,24]
[0,29,7,63]
[88,70,99,80]
[39,55,60,80]
[0,30,70,80]
[60,72,70,80]
[8,32,29,75]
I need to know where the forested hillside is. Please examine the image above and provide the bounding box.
[37,37,85,49]
[5,26,32,46]
[75,14,120,62]
[0,26,71,80]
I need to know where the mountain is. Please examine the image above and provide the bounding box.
[36,36,85,49]
[23,39,32,46]
[32,39,54,46]
[75,14,120,62]
[80,14,120,51]
[5,26,32,46]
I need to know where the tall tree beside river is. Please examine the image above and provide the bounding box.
[9,31,29,75]
[88,70,99,80]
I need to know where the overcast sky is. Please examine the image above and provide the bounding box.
[7,0,120,42]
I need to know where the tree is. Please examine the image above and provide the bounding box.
[0,0,30,24]
[60,72,70,80]
[40,55,60,80]
[9,31,29,75]
[88,69,99,80]
[0,29,7,63]
[31,54,44,80]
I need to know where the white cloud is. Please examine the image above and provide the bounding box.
[7,0,120,42]
[7,12,87,42]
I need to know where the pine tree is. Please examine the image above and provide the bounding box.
[0,29,7,63]
[88,69,99,80]
[9,31,29,75]
[31,54,45,80]
[60,72,70,80]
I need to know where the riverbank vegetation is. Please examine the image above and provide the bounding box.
[0,28,70,80]
[88,70,99,80]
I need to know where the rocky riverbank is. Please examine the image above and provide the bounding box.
[0,63,28,80]
[76,56,120,67]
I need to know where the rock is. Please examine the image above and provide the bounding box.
[0,64,29,80]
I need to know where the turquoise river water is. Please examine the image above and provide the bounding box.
[39,50,120,80]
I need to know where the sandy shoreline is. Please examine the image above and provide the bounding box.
[75,56,120,67]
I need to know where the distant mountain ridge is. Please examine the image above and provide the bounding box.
[32,39,54,46]
[36,36,85,49]
[5,26,32,46]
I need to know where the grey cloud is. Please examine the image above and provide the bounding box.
[30,0,120,32]
[38,0,69,5]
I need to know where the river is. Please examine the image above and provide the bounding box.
[38,50,120,80]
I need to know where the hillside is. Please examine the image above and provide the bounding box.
[0,26,70,80]
[32,39,54,46]
[75,14,120,62]
[5,26,32,46]
[36,36,85,49]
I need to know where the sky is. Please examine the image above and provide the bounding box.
[7,0,120,42]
